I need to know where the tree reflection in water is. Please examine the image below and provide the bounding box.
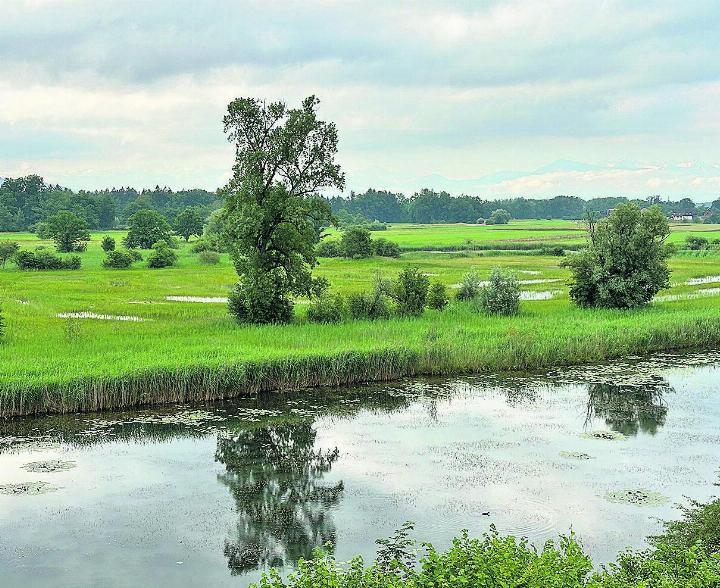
[585,378,671,436]
[215,421,344,575]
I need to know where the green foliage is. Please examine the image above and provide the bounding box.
[564,204,671,309]
[650,488,720,555]
[427,282,449,310]
[146,240,177,269]
[307,294,346,323]
[44,211,91,252]
[126,248,143,262]
[202,209,226,252]
[341,226,373,258]
[0,307,4,341]
[372,238,401,258]
[191,239,213,253]
[101,235,116,252]
[316,239,343,258]
[392,266,429,316]
[348,278,393,320]
[476,217,486,225]
[173,206,205,241]
[0,241,20,268]
[221,95,344,324]
[477,267,521,316]
[686,235,709,250]
[14,250,81,270]
[124,209,173,249]
[487,208,511,225]
[456,269,482,301]
[197,250,220,265]
[365,220,388,231]
[102,250,136,269]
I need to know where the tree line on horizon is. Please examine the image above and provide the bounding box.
[1,174,719,233]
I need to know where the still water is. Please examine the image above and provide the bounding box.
[1,353,719,587]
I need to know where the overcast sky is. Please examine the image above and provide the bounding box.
[2,0,720,198]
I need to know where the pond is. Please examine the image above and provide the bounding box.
[1,352,719,587]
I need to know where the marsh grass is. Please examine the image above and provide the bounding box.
[2,229,720,416]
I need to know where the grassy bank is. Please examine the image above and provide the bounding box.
[2,228,720,417]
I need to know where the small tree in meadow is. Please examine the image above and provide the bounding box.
[102,250,136,269]
[147,240,178,268]
[372,238,401,258]
[124,209,173,249]
[564,203,671,309]
[174,207,205,241]
[478,267,520,316]
[0,241,20,268]
[487,209,511,225]
[456,270,482,301]
[392,267,429,316]
[341,226,373,258]
[101,236,116,252]
[44,211,90,252]
[427,282,449,310]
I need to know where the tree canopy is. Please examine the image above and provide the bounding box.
[44,211,90,252]
[123,209,174,249]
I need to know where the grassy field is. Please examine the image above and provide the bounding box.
[1,223,720,416]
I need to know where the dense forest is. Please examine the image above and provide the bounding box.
[1,175,718,232]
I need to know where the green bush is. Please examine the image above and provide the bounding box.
[228,274,294,324]
[102,250,136,269]
[307,294,346,323]
[348,284,392,321]
[0,241,20,269]
[191,239,212,253]
[456,269,482,301]
[127,248,143,262]
[365,220,388,231]
[197,250,220,265]
[124,209,173,249]
[372,238,400,258]
[316,240,342,258]
[686,235,709,250]
[478,267,520,316]
[14,250,81,270]
[650,492,720,555]
[146,240,178,269]
[101,236,116,252]
[476,217,486,225]
[427,282,449,310]
[564,204,671,309]
[0,307,4,341]
[43,211,90,252]
[487,208,511,225]
[341,227,373,258]
[392,266,429,316]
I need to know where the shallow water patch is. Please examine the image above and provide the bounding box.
[520,290,563,301]
[56,312,146,322]
[165,296,229,303]
[686,275,720,285]
[654,288,720,302]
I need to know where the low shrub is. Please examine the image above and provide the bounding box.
[316,240,342,258]
[372,238,401,258]
[307,294,346,323]
[147,240,178,269]
[191,239,213,253]
[539,245,566,256]
[341,226,373,258]
[197,250,220,265]
[102,250,136,269]
[476,217,486,225]
[478,267,520,316]
[127,248,143,262]
[101,236,116,252]
[14,250,81,271]
[427,282,449,310]
[365,220,388,231]
[392,267,429,316]
[456,269,482,301]
[686,235,709,250]
[348,280,392,320]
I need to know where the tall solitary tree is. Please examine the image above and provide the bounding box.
[221,96,345,324]
[44,211,90,252]
[564,203,671,309]
[173,207,205,241]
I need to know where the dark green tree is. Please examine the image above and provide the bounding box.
[123,209,173,249]
[43,211,90,252]
[488,209,511,225]
[392,267,429,316]
[173,207,205,241]
[564,203,671,309]
[340,226,372,258]
[101,235,116,252]
[220,96,344,324]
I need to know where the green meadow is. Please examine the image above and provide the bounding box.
[2,222,720,416]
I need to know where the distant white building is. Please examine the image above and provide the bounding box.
[670,212,694,222]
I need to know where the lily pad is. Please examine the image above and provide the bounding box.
[0,481,60,495]
[559,451,594,460]
[604,488,668,506]
[582,430,626,441]
[21,460,77,473]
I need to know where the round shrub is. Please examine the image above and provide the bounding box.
[198,250,220,265]
[101,236,116,252]
[341,227,373,258]
[316,240,342,258]
[147,240,178,269]
[191,239,213,253]
[475,217,485,225]
[478,267,520,316]
[392,267,429,316]
[307,294,345,323]
[427,282,449,310]
[102,250,135,269]
[456,270,482,301]
[348,289,392,320]
[127,248,143,262]
[372,238,401,258]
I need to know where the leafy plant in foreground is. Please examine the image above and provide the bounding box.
[426,282,449,310]
[478,267,520,316]
[392,266,429,317]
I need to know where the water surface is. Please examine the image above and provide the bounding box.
[1,352,719,587]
